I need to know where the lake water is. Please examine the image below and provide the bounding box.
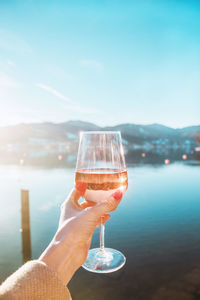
[0,163,200,299]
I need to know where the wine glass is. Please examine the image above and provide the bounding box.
[75,131,128,273]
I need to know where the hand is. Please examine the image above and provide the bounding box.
[39,183,123,285]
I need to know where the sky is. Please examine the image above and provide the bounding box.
[0,0,200,128]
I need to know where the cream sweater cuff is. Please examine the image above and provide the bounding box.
[0,260,71,300]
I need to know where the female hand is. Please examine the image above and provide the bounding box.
[39,183,123,285]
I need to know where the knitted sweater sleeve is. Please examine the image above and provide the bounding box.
[0,260,71,300]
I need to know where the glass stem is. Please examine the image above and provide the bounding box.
[100,216,105,252]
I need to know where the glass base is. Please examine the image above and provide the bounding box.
[82,248,126,273]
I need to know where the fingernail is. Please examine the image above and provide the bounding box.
[112,190,123,201]
[76,181,88,196]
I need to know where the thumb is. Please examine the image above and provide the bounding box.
[86,190,123,221]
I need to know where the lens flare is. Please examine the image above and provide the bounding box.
[182,154,187,160]
[20,159,24,165]
[165,159,170,165]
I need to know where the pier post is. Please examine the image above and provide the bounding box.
[21,189,32,263]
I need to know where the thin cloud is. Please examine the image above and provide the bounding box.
[35,82,102,114]
[0,72,21,88]
[80,59,103,71]
[35,83,74,104]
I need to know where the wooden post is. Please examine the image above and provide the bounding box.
[21,190,32,263]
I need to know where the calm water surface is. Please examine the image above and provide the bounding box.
[0,164,200,299]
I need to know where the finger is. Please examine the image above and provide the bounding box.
[79,200,96,209]
[61,182,87,210]
[90,190,123,218]
[85,190,123,221]
[76,181,88,196]
[102,214,111,224]
[97,190,123,215]
[96,214,110,226]
[60,188,80,211]
[69,188,81,206]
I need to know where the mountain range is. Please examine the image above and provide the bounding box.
[0,120,199,145]
[0,121,199,166]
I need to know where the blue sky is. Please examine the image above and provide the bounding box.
[0,0,200,128]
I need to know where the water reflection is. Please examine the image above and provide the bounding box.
[0,146,200,168]
[0,164,200,299]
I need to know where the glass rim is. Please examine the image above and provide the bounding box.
[80,131,121,135]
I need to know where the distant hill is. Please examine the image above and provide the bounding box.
[0,120,199,144]
[0,121,199,166]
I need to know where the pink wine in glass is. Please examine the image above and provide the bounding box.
[75,131,128,273]
[75,168,128,204]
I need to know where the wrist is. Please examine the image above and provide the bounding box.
[39,238,78,285]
